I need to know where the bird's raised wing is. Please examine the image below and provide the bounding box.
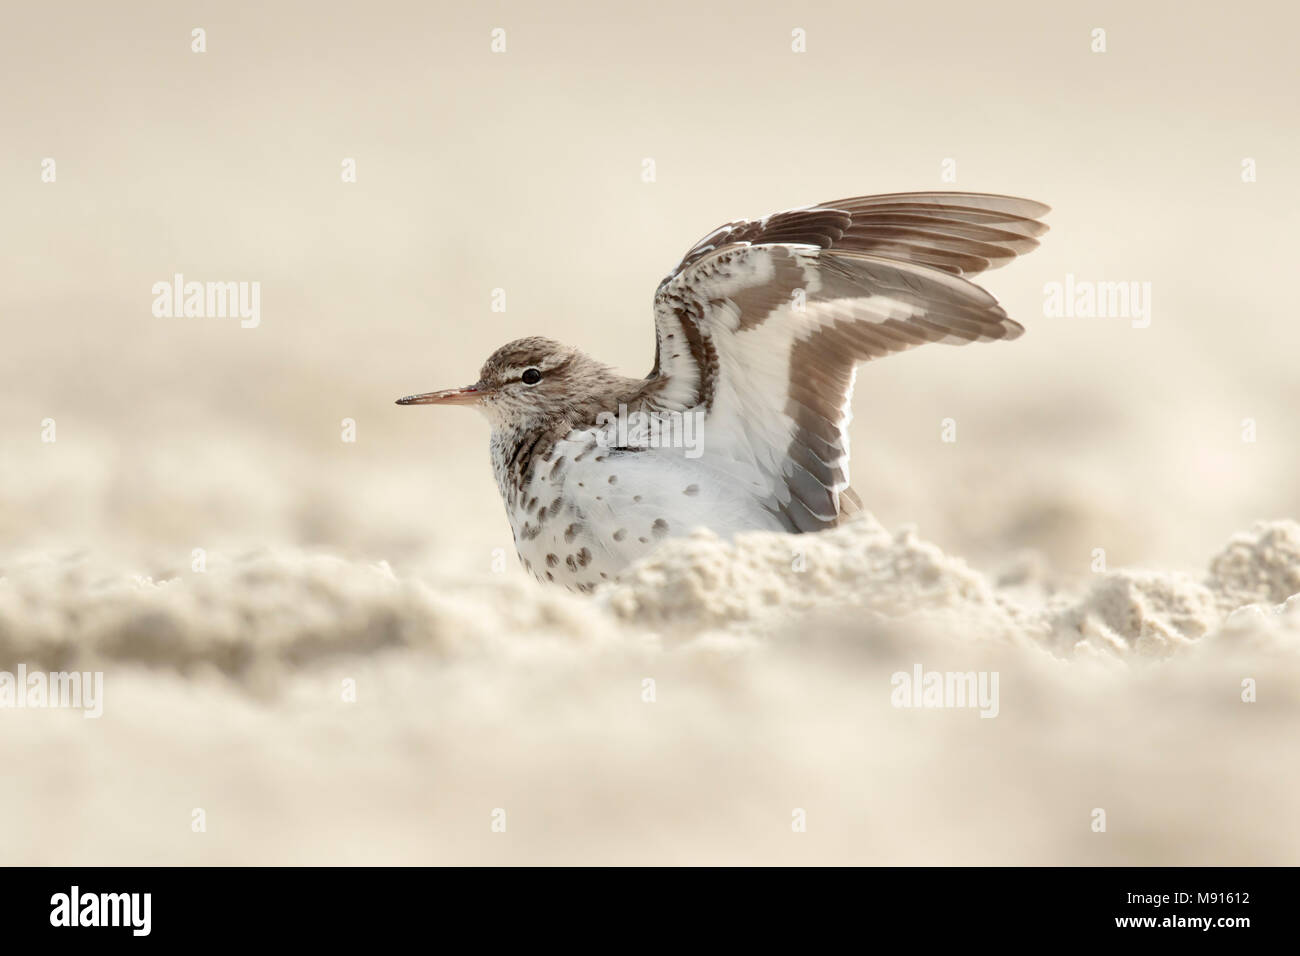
[645,192,1049,533]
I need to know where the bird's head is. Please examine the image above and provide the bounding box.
[397,336,625,432]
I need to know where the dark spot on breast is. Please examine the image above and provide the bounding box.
[564,523,582,543]
[608,475,617,484]
[527,497,538,511]
[633,495,642,503]
[683,484,699,496]
[520,522,540,541]
[638,536,648,544]
[565,555,578,571]
[548,497,563,518]
[546,571,554,582]
[652,519,669,537]
[551,456,566,473]
[546,553,559,567]
[613,529,627,542]
[577,548,591,567]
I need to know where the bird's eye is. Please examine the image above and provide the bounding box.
[521,368,542,386]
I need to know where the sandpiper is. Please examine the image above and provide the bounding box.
[399,192,1048,590]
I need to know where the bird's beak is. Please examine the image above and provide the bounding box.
[395,383,486,407]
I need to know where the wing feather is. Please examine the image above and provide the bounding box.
[646,192,1049,532]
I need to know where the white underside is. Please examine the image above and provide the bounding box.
[510,430,785,589]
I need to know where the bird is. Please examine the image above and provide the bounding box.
[398,191,1049,591]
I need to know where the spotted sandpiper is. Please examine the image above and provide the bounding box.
[398,192,1048,590]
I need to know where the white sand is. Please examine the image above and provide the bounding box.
[2,518,1296,865]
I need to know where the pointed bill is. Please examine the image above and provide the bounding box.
[395,385,484,406]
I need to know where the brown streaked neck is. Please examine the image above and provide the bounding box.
[488,372,654,504]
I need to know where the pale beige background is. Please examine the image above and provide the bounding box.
[1,1,1297,865]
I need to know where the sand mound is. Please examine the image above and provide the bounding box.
[4,518,1297,680]
[0,550,602,689]
[603,515,1025,638]
[1207,520,1300,611]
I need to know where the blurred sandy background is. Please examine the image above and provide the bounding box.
[1,0,1298,864]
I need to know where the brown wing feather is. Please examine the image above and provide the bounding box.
[664,191,1050,284]
[650,192,1050,533]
